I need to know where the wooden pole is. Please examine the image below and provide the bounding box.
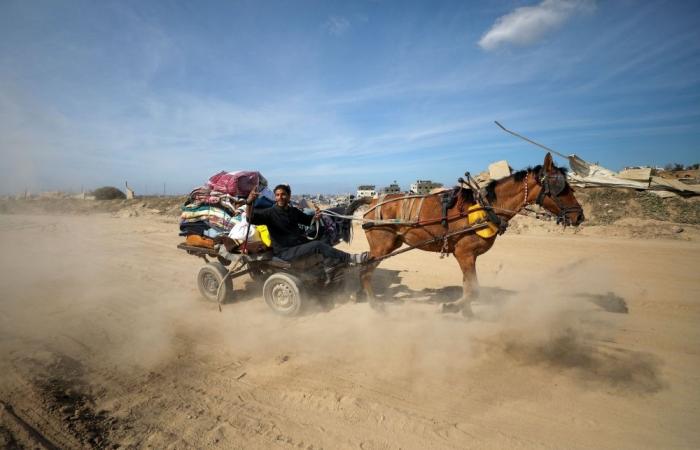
[494,121,569,159]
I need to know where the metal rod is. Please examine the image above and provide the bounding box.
[215,260,249,312]
[242,188,257,254]
[494,121,569,159]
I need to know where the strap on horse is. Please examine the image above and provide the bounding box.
[440,191,454,228]
[439,189,456,256]
[462,172,508,235]
[367,221,491,264]
[362,194,427,228]
[533,167,582,225]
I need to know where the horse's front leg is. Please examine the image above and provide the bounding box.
[359,261,383,311]
[442,248,478,318]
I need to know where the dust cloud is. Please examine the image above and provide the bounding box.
[1,212,696,449]
[0,214,654,391]
[205,254,655,396]
[478,257,663,393]
[0,214,186,373]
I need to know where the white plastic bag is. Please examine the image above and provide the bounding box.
[228,209,261,242]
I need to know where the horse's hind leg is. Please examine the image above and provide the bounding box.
[443,249,478,318]
[361,229,401,311]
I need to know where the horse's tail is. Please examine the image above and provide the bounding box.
[329,196,372,244]
[344,196,373,215]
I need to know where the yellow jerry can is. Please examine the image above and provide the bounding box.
[467,204,499,238]
[256,225,272,247]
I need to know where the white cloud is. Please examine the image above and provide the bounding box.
[323,16,351,36]
[478,0,595,51]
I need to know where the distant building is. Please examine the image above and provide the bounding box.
[623,166,652,171]
[356,185,377,198]
[330,195,351,208]
[38,191,67,199]
[410,180,442,195]
[381,181,402,194]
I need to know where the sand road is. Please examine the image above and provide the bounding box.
[1,213,699,449]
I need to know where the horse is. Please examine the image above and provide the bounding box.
[360,153,584,316]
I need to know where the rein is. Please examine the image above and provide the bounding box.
[364,209,471,228]
[367,221,491,264]
[490,170,583,225]
[323,190,469,227]
[325,167,582,265]
[490,175,545,219]
[363,193,432,217]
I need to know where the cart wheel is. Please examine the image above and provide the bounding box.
[197,262,233,303]
[263,273,303,316]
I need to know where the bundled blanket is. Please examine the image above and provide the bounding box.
[179,170,273,247]
[207,171,267,198]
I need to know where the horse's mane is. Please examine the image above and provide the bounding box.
[484,164,568,202]
[458,186,476,204]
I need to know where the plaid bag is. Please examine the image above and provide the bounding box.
[207,171,267,197]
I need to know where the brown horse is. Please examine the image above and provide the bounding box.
[360,153,584,316]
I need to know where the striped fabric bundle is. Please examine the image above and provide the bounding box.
[179,169,270,241]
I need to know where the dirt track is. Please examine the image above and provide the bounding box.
[1,213,699,449]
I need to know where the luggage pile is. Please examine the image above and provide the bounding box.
[179,170,274,251]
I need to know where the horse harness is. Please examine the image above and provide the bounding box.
[462,172,508,235]
[363,184,499,258]
[355,167,583,265]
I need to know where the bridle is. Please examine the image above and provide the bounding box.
[532,168,583,225]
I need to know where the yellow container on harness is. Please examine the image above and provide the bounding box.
[256,225,272,247]
[467,205,499,238]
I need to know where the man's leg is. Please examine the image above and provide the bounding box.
[279,241,351,264]
[279,242,370,285]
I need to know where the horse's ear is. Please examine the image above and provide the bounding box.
[543,152,554,172]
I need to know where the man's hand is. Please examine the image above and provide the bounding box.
[246,189,258,205]
[313,206,321,221]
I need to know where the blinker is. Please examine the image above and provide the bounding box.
[548,173,566,196]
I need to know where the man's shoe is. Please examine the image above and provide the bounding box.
[349,252,370,266]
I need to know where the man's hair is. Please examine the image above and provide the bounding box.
[273,184,291,195]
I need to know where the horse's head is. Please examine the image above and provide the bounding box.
[534,153,584,226]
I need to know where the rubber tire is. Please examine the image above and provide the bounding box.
[197,262,233,303]
[263,273,303,316]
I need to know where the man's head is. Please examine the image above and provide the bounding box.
[273,184,291,208]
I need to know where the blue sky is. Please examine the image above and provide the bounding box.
[1,0,699,195]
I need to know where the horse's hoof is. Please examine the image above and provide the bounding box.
[440,303,461,314]
[370,301,386,314]
[461,307,475,319]
[351,289,367,303]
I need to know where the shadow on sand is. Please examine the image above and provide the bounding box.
[340,269,662,394]
[347,268,628,312]
[503,328,666,394]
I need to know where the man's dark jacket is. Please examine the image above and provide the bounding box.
[249,205,312,255]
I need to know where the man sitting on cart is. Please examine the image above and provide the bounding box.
[247,184,368,283]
